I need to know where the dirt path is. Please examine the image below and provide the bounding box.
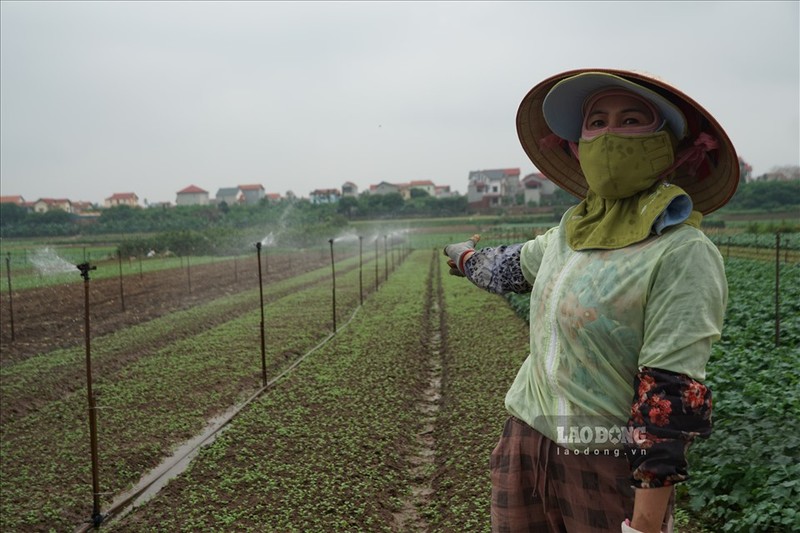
[392,250,444,532]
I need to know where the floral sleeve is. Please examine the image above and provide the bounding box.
[624,366,713,488]
[463,243,532,295]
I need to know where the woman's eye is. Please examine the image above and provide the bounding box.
[588,119,606,129]
[622,117,641,125]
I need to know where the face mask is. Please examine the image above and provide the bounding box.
[578,131,675,199]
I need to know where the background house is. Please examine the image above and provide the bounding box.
[521,173,557,205]
[176,185,209,206]
[310,188,340,204]
[104,192,139,208]
[369,182,402,196]
[342,181,358,197]
[239,184,265,205]
[215,187,244,206]
[434,185,455,198]
[467,168,521,208]
[0,195,26,206]
[33,198,72,213]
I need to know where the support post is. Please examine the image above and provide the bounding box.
[77,263,103,529]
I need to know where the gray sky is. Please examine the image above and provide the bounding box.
[1,1,798,206]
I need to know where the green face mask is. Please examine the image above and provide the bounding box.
[578,131,675,199]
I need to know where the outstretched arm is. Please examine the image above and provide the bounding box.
[444,235,532,294]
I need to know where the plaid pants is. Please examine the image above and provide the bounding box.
[490,417,673,533]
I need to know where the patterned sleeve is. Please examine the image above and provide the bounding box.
[624,366,713,488]
[462,244,532,295]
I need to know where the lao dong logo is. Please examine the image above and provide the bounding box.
[555,424,646,446]
[538,416,649,457]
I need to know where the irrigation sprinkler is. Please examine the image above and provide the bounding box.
[358,236,364,306]
[5,253,15,341]
[76,262,104,529]
[117,250,125,312]
[329,239,337,333]
[234,257,238,283]
[255,243,267,387]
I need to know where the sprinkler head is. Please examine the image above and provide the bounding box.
[76,262,97,281]
[255,242,262,251]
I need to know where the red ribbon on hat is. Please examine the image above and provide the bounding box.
[660,132,719,181]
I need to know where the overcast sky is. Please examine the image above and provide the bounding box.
[1,1,798,206]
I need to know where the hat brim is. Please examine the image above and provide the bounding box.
[517,68,740,215]
[543,72,688,142]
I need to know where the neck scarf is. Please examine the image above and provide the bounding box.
[566,130,701,250]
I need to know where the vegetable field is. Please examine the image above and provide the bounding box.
[1,230,798,532]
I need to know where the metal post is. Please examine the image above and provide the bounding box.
[358,236,364,306]
[77,263,103,528]
[374,238,379,291]
[117,250,125,312]
[186,255,192,294]
[775,233,781,347]
[329,239,337,333]
[390,235,395,272]
[384,235,388,282]
[6,253,15,341]
[256,243,267,387]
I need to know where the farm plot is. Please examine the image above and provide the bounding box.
[0,249,341,364]
[107,250,439,531]
[0,251,386,532]
[100,249,530,532]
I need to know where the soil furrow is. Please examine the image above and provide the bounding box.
[392,249,443,532]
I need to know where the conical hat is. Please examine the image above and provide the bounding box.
[516,68,739,214]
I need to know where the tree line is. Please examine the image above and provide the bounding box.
[1,180,797,244]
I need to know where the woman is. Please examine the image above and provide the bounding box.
[444,69,738,533]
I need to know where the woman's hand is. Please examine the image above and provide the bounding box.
[443,234,480,276]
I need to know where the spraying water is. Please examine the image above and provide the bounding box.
[260,233,276,247]
[331,231,360,244]
[255,203,296,250]
[29,247,76,275]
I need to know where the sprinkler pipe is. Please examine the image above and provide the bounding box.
[77,262,104,529]
[329,239,337,333]
[374,237,379,291]
[255,243,267,387]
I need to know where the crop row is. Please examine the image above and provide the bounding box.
[0,251,385,531]
[688,259,800,532]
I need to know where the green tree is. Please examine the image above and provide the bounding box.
[0,203,27,226]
